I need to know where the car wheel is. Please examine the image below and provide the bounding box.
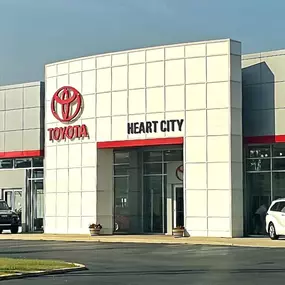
[10,226,18,234]
[269,223,279,240]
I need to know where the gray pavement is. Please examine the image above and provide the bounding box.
[1,240,285,284]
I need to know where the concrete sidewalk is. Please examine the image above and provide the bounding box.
[1,233,285,248]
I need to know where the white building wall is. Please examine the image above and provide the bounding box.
[183,40,242,237]
[45,38,242,237]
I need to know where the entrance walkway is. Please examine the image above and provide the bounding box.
[0,233,285,248]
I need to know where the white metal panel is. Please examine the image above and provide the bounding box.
[207,136,230,162]
[82,70,96,94]
[185,137,206,163]
[185,163,207,189]
[56,169,68,192]
[207,82,229,109]
[165,85,185,112]
[208,162,230,190]
[207,55,229,82]
[186,57,206,84]
[69,60,81,73]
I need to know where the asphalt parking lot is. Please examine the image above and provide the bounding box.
[1,240,285,284]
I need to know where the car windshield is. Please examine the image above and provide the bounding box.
[0,201,9,210]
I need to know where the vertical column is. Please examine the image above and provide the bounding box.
[205,41,231,237]
[97,148,113,234]
[229,40,243,237]
[184,42,208,237]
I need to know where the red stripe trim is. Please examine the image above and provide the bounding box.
[97,137,183,149]
[244,135,285,144]
[0,150,44,159]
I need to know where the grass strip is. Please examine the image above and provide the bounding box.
[0,258,77,275]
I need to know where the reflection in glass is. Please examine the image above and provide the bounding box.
[272,158,285,170]
[144,163,163,175]
[32,157,43,167]
[3,189,22,224]
[246,159,270,171]
[33,180,44,231]
[246,172,271,234]
[143,151,162,162]
[15,158,32,168]
[0,159,13,169]
[15,158,31,168]
[143,176,163,233]
[114,176,129,232]
[247,146,270,158]
[247,173,271,195]
[114,164,129,176]
[163,149,183,162]
[273,172,285,199]
[33,169,43,178]
[114,152,129,164]
[0,201,9,210]
[273,144,285,157]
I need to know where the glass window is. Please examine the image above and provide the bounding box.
[246,159,270,171]
[270,202,280,211]
[114,152,129,164]
[15,158,32,168]
[114,176,129,232]
[247,146,270,158]
[114,176,128,194]
[33,157,43,167]
[143,175,163,233]
[143,151,162,162]
[114,164,129,176]
[33,169,43,178]
[0,200,9,210]
[272,172,285,198]
[34,180,44,190]
[246,172,271,196]
[163,150,183,162]
[0,159,13,169]
[272,144,285,157]
[273,158,285,171]
[280,203,285,213]
[144,163,162,175]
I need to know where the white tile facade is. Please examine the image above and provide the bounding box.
[45,39,242,237]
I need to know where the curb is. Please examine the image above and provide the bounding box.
[0,262,87,281]
[39,237,285,248]
[2,235,285,248]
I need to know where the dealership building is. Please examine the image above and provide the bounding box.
[0,38,284,237]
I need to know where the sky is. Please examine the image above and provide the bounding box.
[0,0,284,85]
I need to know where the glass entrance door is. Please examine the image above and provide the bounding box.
[173,185,184,228]
[143,176,164,233]
[31,180,44,232]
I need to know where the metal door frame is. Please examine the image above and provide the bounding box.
[172,184,183,228]
[2,188,22,211]
[29,178,44,232]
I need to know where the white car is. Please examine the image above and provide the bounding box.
[266,198,285,240]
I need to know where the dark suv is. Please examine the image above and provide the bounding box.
[0,200,20,234]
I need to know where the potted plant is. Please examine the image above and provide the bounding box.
[89,223,102,236]
[172,226,184,238]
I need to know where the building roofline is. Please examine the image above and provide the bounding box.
[242,48,285,60]
[45,38,240,67]
[0,81,44,91]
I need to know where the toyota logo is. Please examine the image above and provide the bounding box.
[51,86,82,123]
[176,165,183,181]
